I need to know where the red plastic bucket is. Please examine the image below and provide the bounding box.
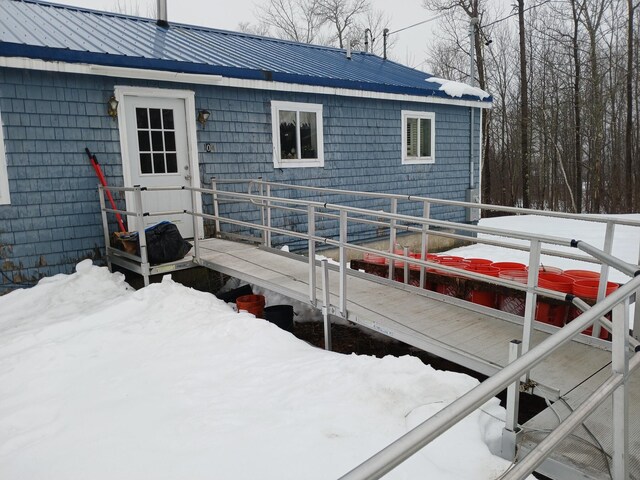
[493,262,527,271]
[535,273,574,327]
[434,260,465,297]
[236,294,266,318]
[564,269,600,281]
[538,265,563,275]
[466,264,499,308]
[463,258,493,267]
[363,252,386,264]
[498,269,528,315]
[570,279,619,339]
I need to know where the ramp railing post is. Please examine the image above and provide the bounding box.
[612,299,630,479]
[321,259,332,351]
[211,177,220,238]
[339,210,348,316]
[403,246,410,284]
[133,185,150,287]
[594,221,615,338]
[388,198,398,280]
[190,186,200,260]
[266,183,272,248]
[259,178,267,246]
[502,339,522,460]
[97,185,112,272]
[522,239,541,373]
[633,240,640,341]
[419,201,430,289]
[308,205,317,306]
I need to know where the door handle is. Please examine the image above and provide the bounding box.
[184,174,192,181]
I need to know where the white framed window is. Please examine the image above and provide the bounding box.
[0,109,9,205]
[271,101,324,168]
[402,110,435,165]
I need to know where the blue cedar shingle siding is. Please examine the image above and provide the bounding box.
[0,67,480,286]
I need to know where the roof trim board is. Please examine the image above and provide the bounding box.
[0,56,493,109]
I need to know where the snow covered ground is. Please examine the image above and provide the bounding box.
[1,214,637,479]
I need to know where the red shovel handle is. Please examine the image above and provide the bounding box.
[86,148,126,232]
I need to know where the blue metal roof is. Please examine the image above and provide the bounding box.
[0,0,491,103]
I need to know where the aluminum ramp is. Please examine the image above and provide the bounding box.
[195,237,636,479]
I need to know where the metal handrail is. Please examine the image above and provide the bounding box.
[246,179,640,227]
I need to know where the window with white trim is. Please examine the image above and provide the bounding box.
[0,109,9,205]
[271,101,324,168]
[402,110,435,164]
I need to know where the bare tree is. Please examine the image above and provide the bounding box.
[237,21,272,37]
[257,0,325,44]
[625,0,640,209]
[317,0,371,48]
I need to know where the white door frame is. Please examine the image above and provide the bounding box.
[114,85,203,238]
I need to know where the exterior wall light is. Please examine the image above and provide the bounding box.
[107,95,119,119]
[197,110,210,127]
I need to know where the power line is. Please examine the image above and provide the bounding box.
[481,0,556,29]
[387,13,447,36]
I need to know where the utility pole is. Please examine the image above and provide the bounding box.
[469,17,478,86]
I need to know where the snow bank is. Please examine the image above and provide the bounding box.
[0,262,519,479]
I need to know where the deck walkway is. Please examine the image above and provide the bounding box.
[195,237,638,479]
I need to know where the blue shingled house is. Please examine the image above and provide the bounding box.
[0,0,491,289]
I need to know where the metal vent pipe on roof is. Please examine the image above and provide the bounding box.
[157,0,169,27]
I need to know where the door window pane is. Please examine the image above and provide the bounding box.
[149,108,162,129]
[166,153,178,173]
[162,109,174,129]
[151,131,164,151]
[138,130,150,152]
[153,153,166,173]
[279,110,297,159]
[136,108,149,128]
[164,131,176,151]
[140,153,152,174]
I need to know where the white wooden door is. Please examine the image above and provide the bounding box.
[122,95,194,238]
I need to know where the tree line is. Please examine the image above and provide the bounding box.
[423,0,639,213]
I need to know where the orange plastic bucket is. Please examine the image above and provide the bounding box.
[570,279,619,339]
[466,264,499,308]
[498,269,528,315]
[535,273,574,327]
[236,294,266,318]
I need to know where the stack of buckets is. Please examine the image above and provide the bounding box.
[360,250,619,340]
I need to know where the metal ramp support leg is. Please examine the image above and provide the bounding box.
[133,186,150,287]
[502,340,522,460]
[612,300,630,479]
[321,259,332,351]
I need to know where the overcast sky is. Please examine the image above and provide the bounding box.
[49,0,449,70]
